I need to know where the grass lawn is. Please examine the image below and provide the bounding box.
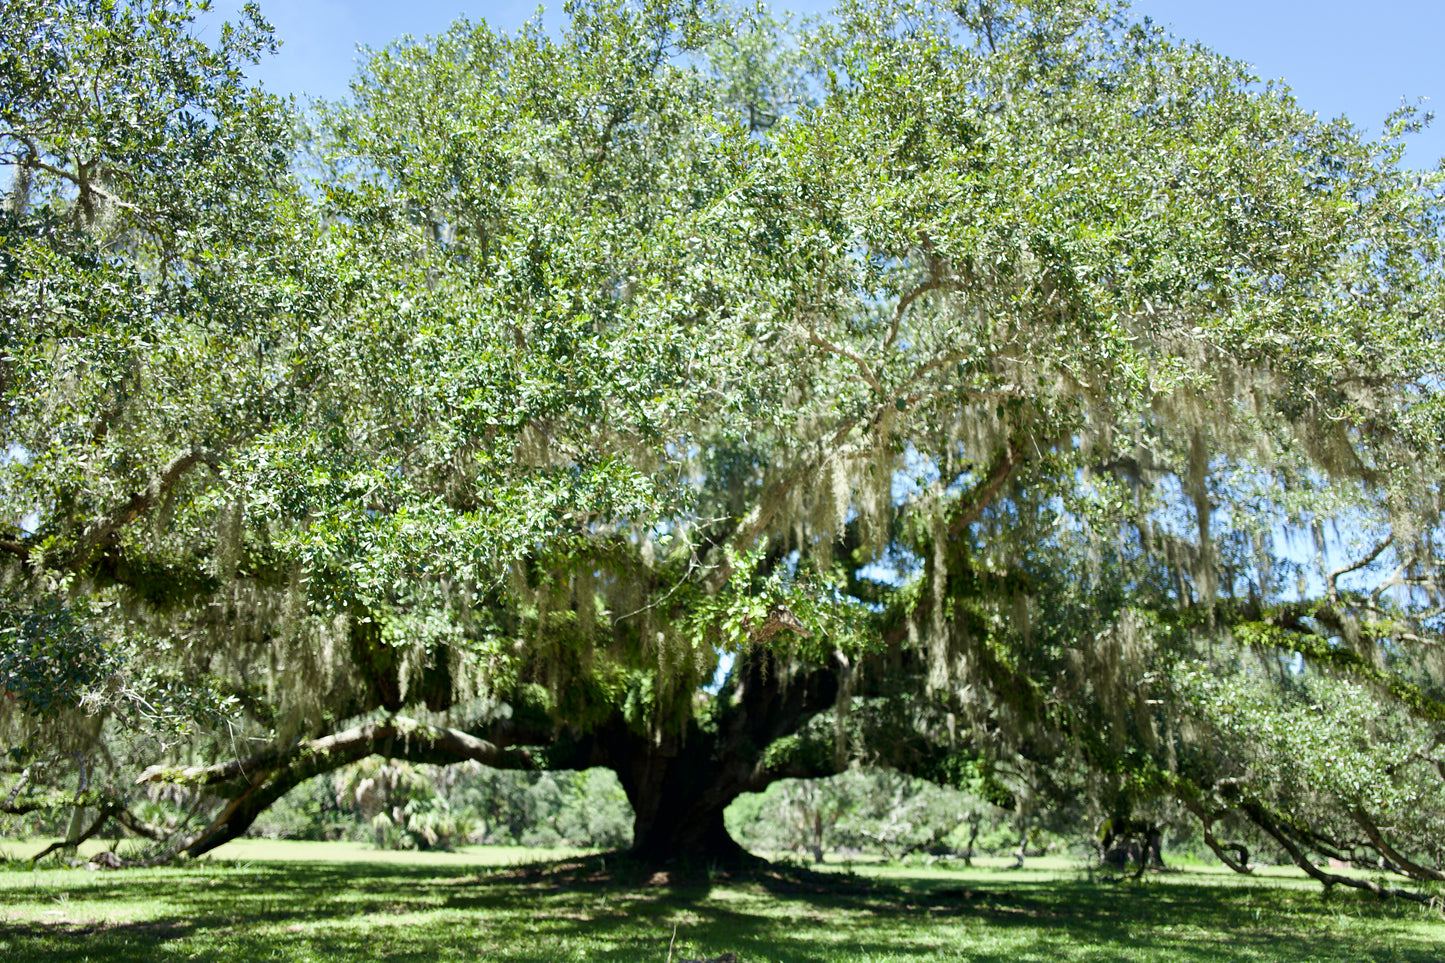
[0,840,1437,961]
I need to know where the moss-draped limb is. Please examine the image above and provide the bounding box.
[137,717,554,856]
[1235,614,1445,725]
[1242,801,1436,903]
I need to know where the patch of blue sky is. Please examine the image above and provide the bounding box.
[891,443,940,504]
[707,651,734,693]
[856,544,922,590]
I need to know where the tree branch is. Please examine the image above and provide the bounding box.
[1351,809,1445,883]
[62,447,221,568]
[1327,536,1392,605]
[17,154,140,215]
[29,801,118,865]
[0,539,31,559]
[137,717,548,857]
[137,717,537,791]
[948,438,1026,539]
[1242,802,1433,903]
[885,277,959,351]
[805,328,882,393]
[1244,611,1445,725]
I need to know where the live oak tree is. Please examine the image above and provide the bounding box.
[4,0,1445,891]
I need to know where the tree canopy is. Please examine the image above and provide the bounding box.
[3,0,1445,892]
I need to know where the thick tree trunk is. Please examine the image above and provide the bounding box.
[629,798,753,867]
[601,648,847,867]
[606,723,760,867]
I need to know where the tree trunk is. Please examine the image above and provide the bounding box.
[963,810,981,867]
[1145,825,1165,869]
[1011,830,1027,869]
[630,798,753,867]
[604,648,846,867]
[1010,807,1034,869]
[607,723,760,867]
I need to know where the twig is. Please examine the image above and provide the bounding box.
[804,329,881,393]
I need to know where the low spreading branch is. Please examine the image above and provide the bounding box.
[137,718,537,791]
[1352,809,1445,883]
[1243,803,1435,903]
[29,800,118,865]
[138,717,544,856]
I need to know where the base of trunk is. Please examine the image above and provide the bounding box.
[627,810,763,869]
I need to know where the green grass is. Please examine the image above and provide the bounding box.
[0,841,1437,962]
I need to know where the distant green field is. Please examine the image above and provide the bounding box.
[0,840,1437,962]
[0,836,596,868]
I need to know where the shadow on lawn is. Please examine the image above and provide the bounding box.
[0,855,1436,963]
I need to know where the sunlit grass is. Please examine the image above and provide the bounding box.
[0,840,1437,962]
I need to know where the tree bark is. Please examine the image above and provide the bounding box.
[604,722,760,867]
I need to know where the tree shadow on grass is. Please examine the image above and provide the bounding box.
[0,855,1437,963]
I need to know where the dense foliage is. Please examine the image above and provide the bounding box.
[3,0,1444,896]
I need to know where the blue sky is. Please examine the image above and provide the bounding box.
[208,1,1444,170]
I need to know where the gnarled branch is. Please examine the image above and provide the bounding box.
[60,447,222,569]
[948,438,1026,539]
